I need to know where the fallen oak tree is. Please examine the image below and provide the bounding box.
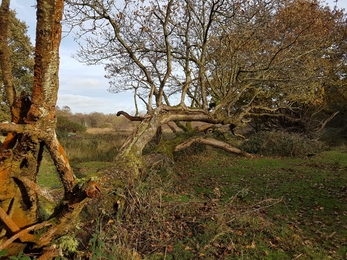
[116,109,252,160]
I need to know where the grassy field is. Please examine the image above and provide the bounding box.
[163,148,347,259]
[36,132,347,259]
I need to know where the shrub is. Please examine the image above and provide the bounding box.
[56,115,87,134]
[241,131,327,157]
[319,127,347,147]
[59,133,119,162]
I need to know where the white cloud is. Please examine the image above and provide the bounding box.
[59,75,107,91]
[57,94,135,114]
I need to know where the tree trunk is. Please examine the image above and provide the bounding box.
[114,115,161,183]
[0,0,93,257]
[0,0,40,254]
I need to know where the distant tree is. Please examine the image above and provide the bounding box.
[0,10,34,122]
[61,105,72,114]
[86,111,105,127]
[57,115,87,133]
[56,105,74,118]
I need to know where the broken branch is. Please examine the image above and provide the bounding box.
[174,137,252,157]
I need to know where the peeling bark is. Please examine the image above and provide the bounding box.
[0,0,94,256]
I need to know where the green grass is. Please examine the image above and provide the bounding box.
[36,136,347,259]
[37,152,113,188]
[159,148,347,259]
[37,160,61,189]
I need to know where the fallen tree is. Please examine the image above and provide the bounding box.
[64,0,346,174]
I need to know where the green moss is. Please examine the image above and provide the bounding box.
[148,133,194,157]
[54,235,79,253]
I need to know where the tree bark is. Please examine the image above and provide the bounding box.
[174,137,253,157]
[0,0,92,256]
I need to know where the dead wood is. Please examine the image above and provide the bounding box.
[15,176,55,202]
[0,222,52,251]
[166,122,177,133]
[0,207,35,243]
[117,110,146,121]
[196,123,215,133]
[174,137,253,157]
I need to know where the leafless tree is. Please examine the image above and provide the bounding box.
[64,0,346,177]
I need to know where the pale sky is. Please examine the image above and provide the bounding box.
[10,0,136,114]
[9,0,347,114]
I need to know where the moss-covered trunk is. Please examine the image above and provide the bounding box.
[114,115,160,183]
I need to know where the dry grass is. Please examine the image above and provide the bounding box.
[86,127,121,134]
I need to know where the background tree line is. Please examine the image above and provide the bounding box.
[54,106,140,135]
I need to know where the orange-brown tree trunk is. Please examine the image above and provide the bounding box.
[0,0,96,257]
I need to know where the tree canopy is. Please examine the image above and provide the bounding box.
[0,10,34,122]
[65,0,347,134]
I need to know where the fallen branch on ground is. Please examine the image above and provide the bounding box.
[174,137,253,157]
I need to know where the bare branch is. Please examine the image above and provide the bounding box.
[174,137,252,157]
[14,176,55,202]
[0,206,36,243]
[0,221,52,251]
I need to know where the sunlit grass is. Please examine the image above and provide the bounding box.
[162,147,347,259]
[36,130,347,259]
